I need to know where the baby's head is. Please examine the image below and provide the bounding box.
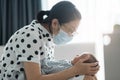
[81,53,98,63]
[75,53,98,77]
[84,54,98,63]
[83,53,98,79]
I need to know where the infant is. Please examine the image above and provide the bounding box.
[72,53,98,80]
[41,53,98,80]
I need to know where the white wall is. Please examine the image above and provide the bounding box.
[55,43,95,60]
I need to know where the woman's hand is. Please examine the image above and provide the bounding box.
[83,75,97,80]
[71,55,81,65]
[72,55,99,76]
[71,54,89,65]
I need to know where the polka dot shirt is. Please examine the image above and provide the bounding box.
[0,20,55,80]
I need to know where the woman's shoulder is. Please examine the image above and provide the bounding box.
[14,20,42,36]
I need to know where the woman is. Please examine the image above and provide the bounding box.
[0,1,99,80]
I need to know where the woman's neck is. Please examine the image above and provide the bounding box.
[41,23,53,35]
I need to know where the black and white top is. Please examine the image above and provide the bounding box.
[0,20,55,80]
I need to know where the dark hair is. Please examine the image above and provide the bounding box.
[37,1,81,25]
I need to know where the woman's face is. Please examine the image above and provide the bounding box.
[60,19,80,36]
[51,19,80,36]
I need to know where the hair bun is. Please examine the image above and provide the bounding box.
[37,10,50,23]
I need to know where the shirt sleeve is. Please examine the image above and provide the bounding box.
[14,29,43,64]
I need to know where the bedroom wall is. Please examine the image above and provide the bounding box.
[54,43,95,60]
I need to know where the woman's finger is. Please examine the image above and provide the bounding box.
[78,55,90,63]
[90,65,100,71]
[89,62,99,67]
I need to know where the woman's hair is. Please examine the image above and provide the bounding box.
[37,1,81,25]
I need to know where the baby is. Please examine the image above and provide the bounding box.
[41,52,98,80]
[72,52,98,80]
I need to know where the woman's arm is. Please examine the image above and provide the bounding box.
[24,55,99,80]
[24,62,75,80]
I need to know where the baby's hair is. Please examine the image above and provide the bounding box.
[75,54,98,77]
[84,54,98,63]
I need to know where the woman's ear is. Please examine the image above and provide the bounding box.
[51,19,59,29]
[51,19,60,34]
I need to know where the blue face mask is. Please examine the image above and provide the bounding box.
[53,29,73,45]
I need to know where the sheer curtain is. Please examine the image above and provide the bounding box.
[41,0,120,80]
[0,0,41,45]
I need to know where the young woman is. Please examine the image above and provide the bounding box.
[0,1,99,80]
